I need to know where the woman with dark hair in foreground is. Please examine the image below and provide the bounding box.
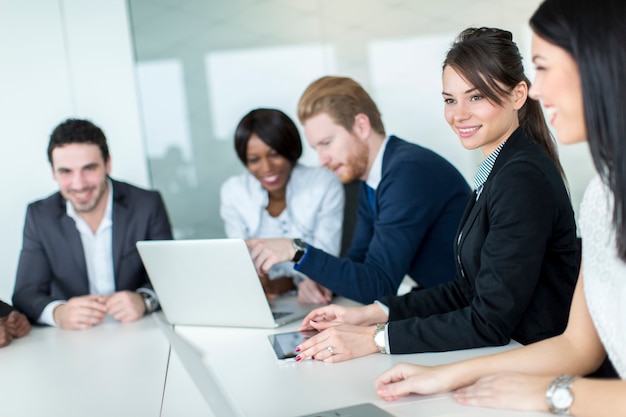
[376,1,626,415]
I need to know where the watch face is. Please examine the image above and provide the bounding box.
[552,387,573,409]
[141,293,156,312]
[374,330,385,347]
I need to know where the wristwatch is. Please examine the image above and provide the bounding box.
[373,323,388,354]
[291,238,307,263]
[139,291,158,315]
[546,374,578,414]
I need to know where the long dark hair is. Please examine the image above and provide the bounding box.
[443,27,563,175]
[531,0,626,261]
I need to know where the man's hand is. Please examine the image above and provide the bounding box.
[0,318,13,347]
[105,291,146,323]
[297,278,332,304]
[54,295,108,330]
[246,238,295,275]
[6,310,30,338]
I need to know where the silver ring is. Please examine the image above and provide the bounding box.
[327,345,335,356]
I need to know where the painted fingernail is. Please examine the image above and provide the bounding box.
[295,347,301,353]
[311,356,315,360]
[295,355,302,362]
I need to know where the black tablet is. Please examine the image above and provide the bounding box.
[268,330,318,361]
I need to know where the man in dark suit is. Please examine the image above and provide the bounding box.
[0,300,30,347]
[247,76,470,304]
[13,119,173,330]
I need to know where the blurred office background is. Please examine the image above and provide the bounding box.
[0,0,594,300]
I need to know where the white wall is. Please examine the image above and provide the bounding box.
[0,0,148,301]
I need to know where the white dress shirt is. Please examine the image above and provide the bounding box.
[38,180,115,326]
[220,164,345,282]
[365,136,391,191]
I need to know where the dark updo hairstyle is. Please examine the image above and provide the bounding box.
[234,108,302,166]
[531,0,626,261]
[443,27,563,175]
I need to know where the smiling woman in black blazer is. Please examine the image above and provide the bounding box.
[291,27,579,363]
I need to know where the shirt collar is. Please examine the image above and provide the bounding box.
[366,136,391,190]
[474,140,507,199]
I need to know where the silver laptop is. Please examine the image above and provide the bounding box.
[153,313,396,417]
[137,238,315,328]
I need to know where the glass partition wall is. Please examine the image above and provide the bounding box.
[127,0,592,239]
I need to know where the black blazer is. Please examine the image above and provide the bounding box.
[382,128,579,353]
[0,300,13,317]
[12,179,173,322]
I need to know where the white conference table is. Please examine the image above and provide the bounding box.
[0,304,550,417]
[0,316,169,417]
[160,310,549,417]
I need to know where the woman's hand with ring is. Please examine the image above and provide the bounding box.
[294,323,379,363]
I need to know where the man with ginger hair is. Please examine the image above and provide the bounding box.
[247,76,470,304]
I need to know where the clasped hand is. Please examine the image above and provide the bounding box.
[0,310,31,347]
[54,291,146,330]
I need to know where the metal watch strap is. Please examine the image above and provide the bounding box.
[546,374,578,415]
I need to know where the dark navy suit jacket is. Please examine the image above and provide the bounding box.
[297,136,471,304]
[382,128,579,353]
[12,179,173,322]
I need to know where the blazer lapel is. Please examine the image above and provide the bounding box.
[111,181,127,282]
[456,127,530,251]
[456,192,481,249]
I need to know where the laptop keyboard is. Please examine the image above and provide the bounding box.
[272,311,291,320]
